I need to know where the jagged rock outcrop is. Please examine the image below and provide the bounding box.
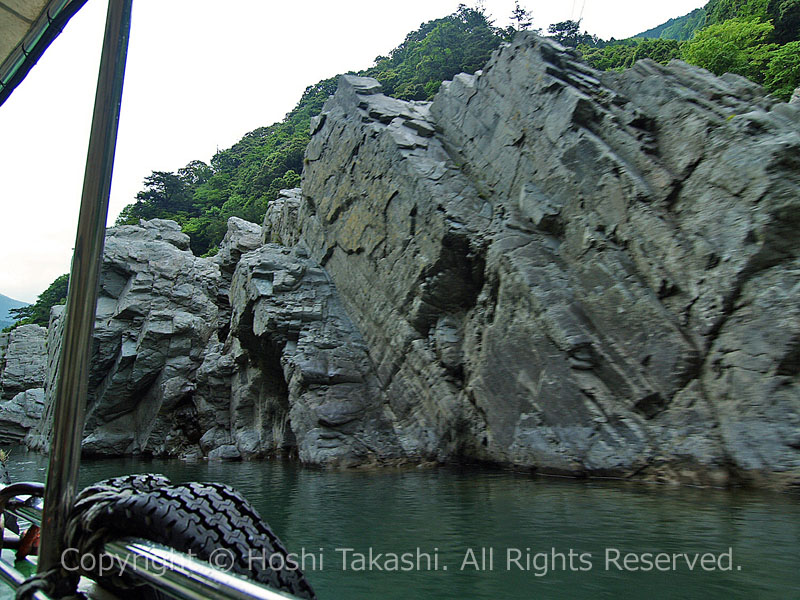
[1,324,46,400]
[262,188,304,248]
[28,220,224,456]
[12,32,799,488]
[0,389,45,445]
[264,34,799,487]
[225,244,402,465]
[0,324,46,443]
[26,217,401,464]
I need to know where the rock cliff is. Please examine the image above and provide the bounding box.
[0,324,46,443]
[269,34,800,487]
[7,32,799,488]
[23,218,402,466]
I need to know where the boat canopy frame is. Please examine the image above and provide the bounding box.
[1,2,306,599]
[0,0,89,107]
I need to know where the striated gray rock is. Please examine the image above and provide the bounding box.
[262,188,304,247]
[27,305,65,452]
[286,72,492,462]
[425,42,799,485]
[0,388,44,444]
[26,217,402,466]
[0,324,47,443]
[227,244,402,465]
[28,219,224,457]
[0,324,46,400]
[215,216,263,274]
[265,34,799,488]
[0,334,7,374]
[13,33,800,488]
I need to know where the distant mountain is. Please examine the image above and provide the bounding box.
[634,7,707,41]
[0,293,28,330]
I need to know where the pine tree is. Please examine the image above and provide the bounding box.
[510,2,533,30]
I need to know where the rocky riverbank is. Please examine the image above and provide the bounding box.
[3,33,798,489]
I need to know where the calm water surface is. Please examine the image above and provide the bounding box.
[4,449,799,600]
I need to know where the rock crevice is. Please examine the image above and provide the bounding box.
[265,34,798,486]
[4,33,797,488]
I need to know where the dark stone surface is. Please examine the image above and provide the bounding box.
[266,35,799,487]
[10,34,799,488]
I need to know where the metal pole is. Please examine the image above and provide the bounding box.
[104,541,304,600]
[0,560,54,600]
[37,0,132,576]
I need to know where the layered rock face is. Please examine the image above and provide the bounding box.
[266,33,799,487]
[25,218,401,465]
[28,220,223,455]
[11,32,799,487]
[0,325,46,443]
[226,244,402,464]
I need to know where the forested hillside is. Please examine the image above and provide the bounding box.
[581,0,800,98]
[115,6,510,258]
[14,2,799,330]
[2,274,68,331]
[635,8,708,41]
[0,293,28,330]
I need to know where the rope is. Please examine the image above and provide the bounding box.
[16,567,79,600]
[61,474,172,591]
[18,474,172,598]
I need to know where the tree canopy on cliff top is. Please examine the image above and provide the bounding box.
[4,273,68,331]
[580,0,799,98]
[117,1,799,261]
[17,2,798,328]
[116,5,509,257]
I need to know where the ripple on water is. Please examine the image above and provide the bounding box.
[3,449,799,600]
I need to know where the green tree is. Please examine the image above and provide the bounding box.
[117,171,197,225]
[581,37,681,71]
[763,40,800,97]
[632,38,684,64]
[581,0,798,97]
[548,19,602,48]
[580,38,639,70]
[635,8,708,41]
[704,0,772,25]
[5,274,69,330]
[365,5,506,100]
[510,2,533,30]
[178,160,213,186]
[775,0,800,42]
[681,17,776,81]
[702,0,800,42]
[548,20,582,46]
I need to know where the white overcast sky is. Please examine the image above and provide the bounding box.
[0,0,707,303]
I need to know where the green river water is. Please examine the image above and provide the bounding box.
[3,449,799,599]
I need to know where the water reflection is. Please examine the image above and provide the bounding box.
[4,450,799,599]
